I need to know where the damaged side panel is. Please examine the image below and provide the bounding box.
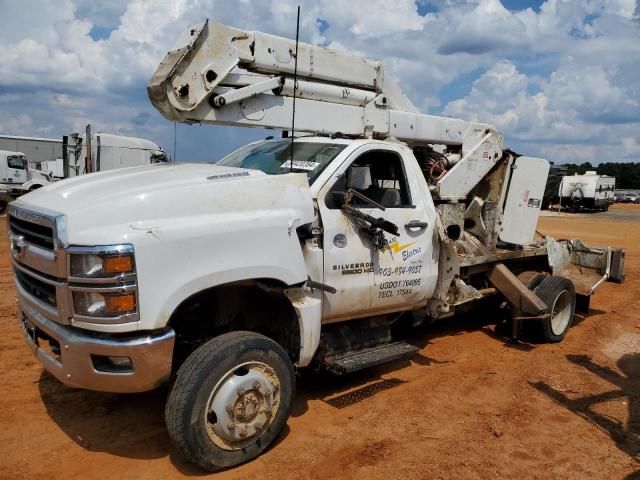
[546,237,625,296]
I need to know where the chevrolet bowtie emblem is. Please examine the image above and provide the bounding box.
[11,234,25,256]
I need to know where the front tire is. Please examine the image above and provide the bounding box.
[534,276,576,343]
[165,331,295,472]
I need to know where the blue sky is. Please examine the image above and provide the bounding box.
[0,0,638,165]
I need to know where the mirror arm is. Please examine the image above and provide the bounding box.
[344,188,386,211]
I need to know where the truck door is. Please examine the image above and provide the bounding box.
[317,144,438,322]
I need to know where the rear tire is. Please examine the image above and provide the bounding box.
[165,331,295,472]
[534,276,576,343]
[517,271,547,290]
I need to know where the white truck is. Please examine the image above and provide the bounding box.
[9,20,625,471]
[0,150,29,187]
[0,150,51,190]
[59,127,168,179]
[0,150,52,212]
[559,171,615,211]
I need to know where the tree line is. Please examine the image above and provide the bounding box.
[562,162,640,190]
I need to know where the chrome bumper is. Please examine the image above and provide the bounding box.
[20,300,175,393]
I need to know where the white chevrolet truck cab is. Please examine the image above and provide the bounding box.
[10,137,437,383]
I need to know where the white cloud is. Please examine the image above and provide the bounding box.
[444,56,639,163]
[438,0,530,54]
[0,0,637,164]
[0,113,33,135]
[445,61,547,136]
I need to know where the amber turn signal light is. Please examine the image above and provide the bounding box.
[105,293,137,314]
[103,256,134,274]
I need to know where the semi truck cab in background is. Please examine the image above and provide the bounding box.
[60,127,168,179]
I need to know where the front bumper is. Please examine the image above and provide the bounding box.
[20,300,175,393]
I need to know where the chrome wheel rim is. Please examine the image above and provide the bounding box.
[204,361,281,451]
[550,290,572,335]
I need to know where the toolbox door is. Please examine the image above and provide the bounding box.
[500,156,550,246]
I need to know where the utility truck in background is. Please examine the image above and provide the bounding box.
[559,171,616,211]
[9,19,625,471]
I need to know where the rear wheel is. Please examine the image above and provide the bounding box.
[517,271,547,290]
[165,331,295,472]
[534,276,576,342]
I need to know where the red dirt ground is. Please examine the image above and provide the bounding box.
[1,205,639,479]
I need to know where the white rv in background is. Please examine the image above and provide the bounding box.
[60,127,168,179]
[559,171,615,211]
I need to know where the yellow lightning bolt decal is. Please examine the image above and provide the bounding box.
[383,241,416,254]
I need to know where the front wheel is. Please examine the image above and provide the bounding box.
[165,331,295,471]
[534,276,576,342]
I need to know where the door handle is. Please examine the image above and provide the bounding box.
[405,220,428,230]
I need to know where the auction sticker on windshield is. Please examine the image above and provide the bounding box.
[280,160,320,171]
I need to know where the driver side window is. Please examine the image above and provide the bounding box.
[327,150,412,209]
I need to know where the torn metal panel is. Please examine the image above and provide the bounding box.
[446,277,483,306]
[547,237,625,295]
[427,215,460,318]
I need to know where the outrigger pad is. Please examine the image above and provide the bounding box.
[576,293,591,314]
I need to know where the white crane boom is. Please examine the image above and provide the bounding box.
[148,19,505,199]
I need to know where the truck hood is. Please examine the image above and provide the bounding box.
[17,163,314,244]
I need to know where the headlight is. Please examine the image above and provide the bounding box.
[73,290,137,317]
[68,245,138,321]
[70,248,135,278]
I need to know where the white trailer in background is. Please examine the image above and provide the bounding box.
[559,171,615,211]
[61,128,167,178]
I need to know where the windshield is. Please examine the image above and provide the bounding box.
[7,155,26,170]
[216,140,347,184]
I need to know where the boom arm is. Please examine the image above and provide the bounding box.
[148,19,504,199]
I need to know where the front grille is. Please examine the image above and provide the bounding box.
[15,270,57,307]
[9,215,54,250]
